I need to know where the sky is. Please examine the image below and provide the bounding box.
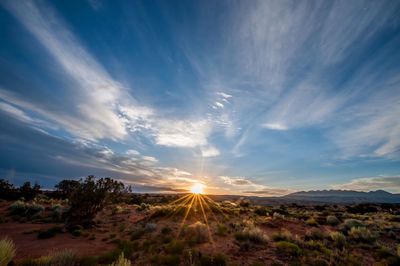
[0,0,400,195]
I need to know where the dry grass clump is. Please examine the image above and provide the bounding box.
[0,237,16,266]
[21,249,76,266]
[109,252,131,266]
[235,225,269,244]
[186,221,209,244]
[306,217,318,226]
[348,227,375,243]
[271,230,293,242]
[343,219,363,230]
[276,241,301,257]
[329,232,346,250]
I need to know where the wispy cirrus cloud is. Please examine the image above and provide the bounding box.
[333,176,400,193]
[1,0,218,156]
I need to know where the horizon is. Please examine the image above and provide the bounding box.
[1,0,400,196]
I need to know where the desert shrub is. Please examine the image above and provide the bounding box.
[145,223,157,232]
[79,256,99,266]
[151,254,180,266]
[130,228,146,240]
[254,207,268,216]
[10,200,27,215]
[276,241,301,257]
[20,182,41,201]
[306,218,318,226]
[343,219,363,230]
[37,226,62,239]
[46,250,76,266]
[211,253,227,266]
[149,205,171,218]
[99,250,120,264]
[235,226,268,244]
[0,179,18,200]
[216,224,228,236]
[65,176,126,229]
[272,212,285,220]
[348,227,375,243]
[161,226,172,235]
[165,240,185,255]
[330,232,346,250]
[136,203,150,212]
[271,230,293,242]
[326,215,340,226]
[186,222,209,244]
[305,228,325,241]
[0,237,16,266]
[397,244,400,257]
[109,252,130,266]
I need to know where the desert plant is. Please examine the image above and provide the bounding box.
[343,219,363,230]
[305,228,325,241]
[109,253,130,266]
[10,200,27,215]
[165,240,185,255]
[330,232,346,250]
[0,237,16,266]
[276,241,301,256]
[47,249,76,266]
[216,224,228,236]
[37,226,62,239]
[271,230,293,242]
[235,225,268,244]
[306,218,318,226]
[65,176,126,228]
[186,222,209,244]
[326,215,340,226]
[348,227,375,243]
[397,244,400,257]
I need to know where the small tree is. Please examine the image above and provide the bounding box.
[20,181,41,201]
[0,179,18,200]
[65,175,125,229]
[55,179,80,199]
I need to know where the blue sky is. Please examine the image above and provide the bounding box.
[0,0,400,195]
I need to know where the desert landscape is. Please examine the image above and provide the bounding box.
[1,177,400,266]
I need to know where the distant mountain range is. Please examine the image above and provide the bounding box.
[209,189,400,204]
[281,189,400,203]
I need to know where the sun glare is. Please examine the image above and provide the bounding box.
[190,183,205,194]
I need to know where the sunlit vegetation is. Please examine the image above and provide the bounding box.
[1,177,400,265]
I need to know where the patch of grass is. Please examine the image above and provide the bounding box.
[329,231,346,250]
[348,227,375,243]
[79,256,99,266]
[271,230,293,242]
[276,241,301,257]
[161,226,172,235]
[165,240,185,255]
[305,228,325,241]
[254,207,268,216]
[151,254,180,266]
[216,224,228,236]
[306,218,318,227]
[109,252,131,266]
[21,250,76,266]
[185,221,209,244]
[234,225,268,244]
[0,237,16,266]
[130,228,146,240]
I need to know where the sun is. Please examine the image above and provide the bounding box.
[190,183,205,194]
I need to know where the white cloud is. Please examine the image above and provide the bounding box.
[217,92,232,99]
[201,145,220,157]
[263,123,288,131]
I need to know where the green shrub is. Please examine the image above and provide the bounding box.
[71,229,82,237]
[80,256,99,266]
[276,241,301,256]
[343,219,363,230]
[109,252,130,266]
[165,240,185,255]
[216,224,228,236]
[47,250,76,266]
[130,228,146,240]
[0,237,16,266]
[235,226,268,244]
[397,244,400,257]
[330,232,346,250]
[271,231,293,242]
[186,222,209,244]
[161,226,172,235]
[306,218,318,226]
[326,215,340,226]
[37,226,62,239]
[254,207,268,216]
[305,228,325,241]
[10,200,27,215]
[151,254,180,266]
[348,227,375,243]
